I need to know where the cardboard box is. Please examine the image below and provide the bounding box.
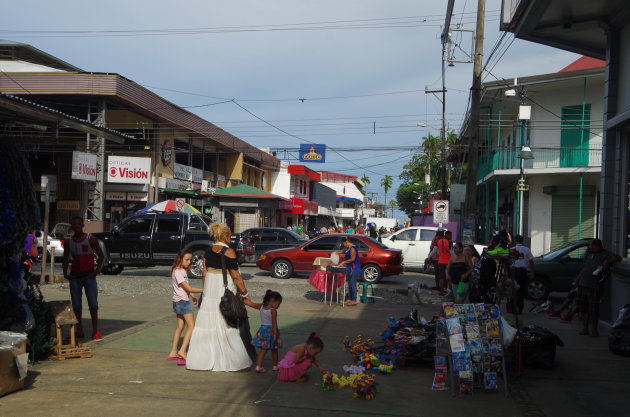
[0,333,28,397]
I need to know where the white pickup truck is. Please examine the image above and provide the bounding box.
[380,226,486,269]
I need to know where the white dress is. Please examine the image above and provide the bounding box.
[186,244,252,371]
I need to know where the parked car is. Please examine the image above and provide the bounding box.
[529,238,593,300]
[380,227,486,269]
[91,213,215,278]
[256,234,403,283]
[50,222,71,239]
[35,231,65,260]
[237,227,309,262]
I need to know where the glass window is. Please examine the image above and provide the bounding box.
[420,229,437,241]
[565,245,588,260]
[157,218,181,233]
[119,217,153,234]
[395,229,417,241]
[261,231,278,242]
[244,229,261,241]
[188,215,208,232]
[305,236,340,251]
[348,237,370,252]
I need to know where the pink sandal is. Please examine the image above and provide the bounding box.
[255,366,266,373]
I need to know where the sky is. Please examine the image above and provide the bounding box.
[3,0,579,219]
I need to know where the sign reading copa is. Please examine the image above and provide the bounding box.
[299,144,326,163]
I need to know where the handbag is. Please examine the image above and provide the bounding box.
[456,280,466,295]
[218,247,248,328]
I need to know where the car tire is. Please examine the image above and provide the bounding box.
[527,277,550,300]
[271,259,293,279]
[361,264,382,283]
[101,264,124,275]
[189,249,207,279]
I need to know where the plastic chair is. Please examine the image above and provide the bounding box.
[359,282,382,303]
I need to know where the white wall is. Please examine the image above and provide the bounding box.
[527,173,599,256]
[319,180,364,201]
[270,163,291,199]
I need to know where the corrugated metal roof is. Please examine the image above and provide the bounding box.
[0,72,279,169]
[559,56,605,73]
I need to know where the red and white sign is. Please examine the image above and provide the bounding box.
[107,156,151,184]
[127,192,148,202]
[105,191,126,201]
[71,151,97,181]
[433,200,449,224]
[175,198,186,211]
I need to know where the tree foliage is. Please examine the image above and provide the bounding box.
[381,175,393,205]
[396,131,465,216]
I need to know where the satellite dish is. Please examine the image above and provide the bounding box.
[330,252,340,264]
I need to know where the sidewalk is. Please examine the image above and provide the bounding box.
[0,282,629,417]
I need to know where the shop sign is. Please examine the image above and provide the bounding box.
[164,178,189,190]
[106,191,126,201]
[362,208,376,216]
[217,174,226,182]
[192,167,203,183]
[299,144,326,163]
[161,140,173,166]
[127,192,148,202]
[108,156,151,184]
[174,163,192,181]
[57,200,80,211]
[71,151,97,181]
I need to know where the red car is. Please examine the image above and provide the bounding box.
[256,234,403,283]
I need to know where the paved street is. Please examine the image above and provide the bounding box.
[1,268,629,417]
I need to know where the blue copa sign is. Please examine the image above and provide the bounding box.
[299,144,326,163]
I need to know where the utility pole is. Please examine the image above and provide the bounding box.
[439,0,455,199]
[464,0,486,224]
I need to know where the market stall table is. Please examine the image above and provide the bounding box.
[308,257,346,306]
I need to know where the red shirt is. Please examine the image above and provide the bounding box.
[437,239,451,265]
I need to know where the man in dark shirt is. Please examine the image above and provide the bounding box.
[574,239,621,337]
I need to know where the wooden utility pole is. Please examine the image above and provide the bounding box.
[464,0,486,219]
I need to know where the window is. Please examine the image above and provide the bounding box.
[348,237,369,252]
[420,229,437,241]
[244,229,261,241]
[188,215,208,232]
[261,231,278,242]
[395,229,416,241]
[120,217,153,234]
[305,236,339,251]
[157,218,181,233]
[565,245,588,260]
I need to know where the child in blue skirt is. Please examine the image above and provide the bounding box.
[245,290,283,373]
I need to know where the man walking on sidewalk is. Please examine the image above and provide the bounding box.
[62,216,105,341]
[510,235,535,314]
[574,238,621,337]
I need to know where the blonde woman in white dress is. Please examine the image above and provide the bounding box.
[186,223,255,371]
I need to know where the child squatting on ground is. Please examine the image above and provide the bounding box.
[244,290,283,373]
[277,332,326,382]
[168,249,204,366]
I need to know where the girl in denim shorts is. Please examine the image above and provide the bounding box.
[168,249,204,366]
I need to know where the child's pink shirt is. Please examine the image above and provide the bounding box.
[172,268,190,302]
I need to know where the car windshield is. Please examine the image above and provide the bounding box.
[285,230,306,240]
[540,240,589,260]
[363,236,389,249]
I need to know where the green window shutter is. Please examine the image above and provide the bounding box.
[560,104,591,167]
[550,194,595,250]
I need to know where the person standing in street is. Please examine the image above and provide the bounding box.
[62,216,105,341]
[574,239,621,337]
[335,237,361,306]
[510,235,535,314]
[437,230,452,296]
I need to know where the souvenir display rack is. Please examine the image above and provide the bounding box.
[432,302,508,397]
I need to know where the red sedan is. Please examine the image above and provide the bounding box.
[256,234,403,283]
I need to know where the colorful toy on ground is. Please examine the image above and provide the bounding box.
[353,373,379,400]
[342,364,365,374]
[321,373,337,391]
[378,363,394,374]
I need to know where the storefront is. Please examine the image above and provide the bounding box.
[104,155,151,228]
[279,197,319,230]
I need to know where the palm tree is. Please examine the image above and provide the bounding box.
[360,174,371,186]
[389,199,397,217]
[381,175,393,209]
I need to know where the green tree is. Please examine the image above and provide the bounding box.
[380,175,393,208]
[396,130,464,216]
[389,199,397,217]
[360,174,371,186]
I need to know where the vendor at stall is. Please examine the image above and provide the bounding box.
[335,237,360,306]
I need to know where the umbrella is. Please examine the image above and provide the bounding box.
[136,200,200,215]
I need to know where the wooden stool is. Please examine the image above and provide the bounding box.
[48,301,93,360]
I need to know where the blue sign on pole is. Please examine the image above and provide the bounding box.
[299,144,326,163]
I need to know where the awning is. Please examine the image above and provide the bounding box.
[336,196,363,204]
[159,188,200,196]
[199,184,288,200]
[288,165,321,182]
